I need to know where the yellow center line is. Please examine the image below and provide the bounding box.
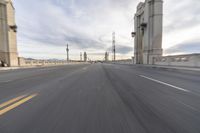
[0,94,38,116]
[0,95,27,109]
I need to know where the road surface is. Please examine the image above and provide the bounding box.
[0,64,200,133]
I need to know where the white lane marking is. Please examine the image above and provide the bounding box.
[139,75,190,92]
[0,80,14,83]
[178,100,199,112]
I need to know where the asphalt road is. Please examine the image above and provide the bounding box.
[0,63,200,133]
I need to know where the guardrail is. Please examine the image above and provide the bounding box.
[153,54,200,67]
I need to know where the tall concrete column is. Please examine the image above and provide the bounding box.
[84,52,87,62]
[133,0,163,65]
[0,0,18,66]
[134,15,138,64]
[0,1,9,65]
[134,3,145,64]
[149,0,163,64]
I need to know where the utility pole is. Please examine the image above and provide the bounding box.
[66,44,69,62]
[112,32,116,62]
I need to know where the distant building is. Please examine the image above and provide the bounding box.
[133,0,163,64]
[84,52,87,62]
[0,0,18,66]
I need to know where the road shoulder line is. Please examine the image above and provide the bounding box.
[139,75,189,92]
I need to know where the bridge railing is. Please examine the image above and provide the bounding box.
[110,59,133,64]
[153,54,200,67]
[18,57,74,67]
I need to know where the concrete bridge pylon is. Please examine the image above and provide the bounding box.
[0,0,18,66]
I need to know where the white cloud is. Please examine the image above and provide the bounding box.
[14,0,200,60]
[163,0,200,50]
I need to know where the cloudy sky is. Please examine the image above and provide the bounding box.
[13,0,200,60]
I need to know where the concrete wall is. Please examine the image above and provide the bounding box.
[153,54,200,67]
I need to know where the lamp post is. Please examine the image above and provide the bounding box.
[131,32,136,38]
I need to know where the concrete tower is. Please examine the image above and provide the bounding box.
[112,32,116,62]
[66,44,69,61]
[80,52,82,61]
[0,0,18,66]
[84,52,87,62]
[133,0,163,64]
[105,52,109,62]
